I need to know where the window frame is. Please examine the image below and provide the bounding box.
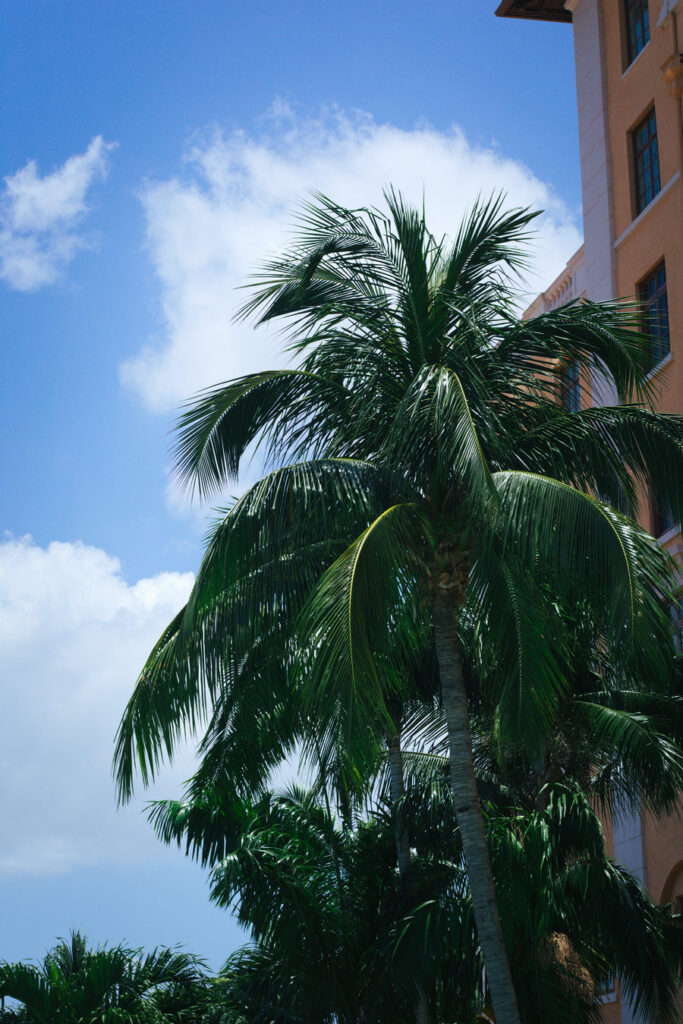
[632,107,661,216]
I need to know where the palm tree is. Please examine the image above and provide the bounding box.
[149,784,463,1023]
[0,931,211,1023]
[116,192,683,1024]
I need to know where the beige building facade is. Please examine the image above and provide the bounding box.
[496,2,683,1021]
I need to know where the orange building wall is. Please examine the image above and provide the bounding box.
[498,2,683,1022]
[599,12,683,995]
[602,0,683,431]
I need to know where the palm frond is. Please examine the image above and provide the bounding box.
[114,607,193,803]
[507,404,683,522]
[431,194,538,336]
[381,363,498,505]
[492,471,673,651]
[115,459,409,802]
[174,370,350,498]
[297,502,432,786]
[574,699,683,818]
[468,552,567,756]
[496,298,656,404]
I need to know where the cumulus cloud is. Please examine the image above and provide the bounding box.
[0,535,194,876]
[0,136,116,291]
[121,105,582,414]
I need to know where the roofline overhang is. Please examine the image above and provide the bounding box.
[495,0,572,22]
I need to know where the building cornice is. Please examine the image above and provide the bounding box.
[495,0,571,22]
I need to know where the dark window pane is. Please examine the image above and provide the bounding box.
[633,109,661,214]
[597,973,616,997]
[639,261,669,369]
[652,493,676,537]
[669,597,683,654]
[561,359,580,412]
[625,0,650,65]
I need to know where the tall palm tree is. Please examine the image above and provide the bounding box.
[0,932,210,1023]
[116,192,683,1024]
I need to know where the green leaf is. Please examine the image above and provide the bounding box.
[297,502,432,784]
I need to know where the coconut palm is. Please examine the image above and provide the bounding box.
[0,931,211,1023]
[116,192,683,1024]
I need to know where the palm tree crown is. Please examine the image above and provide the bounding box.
[0,931,209,1023]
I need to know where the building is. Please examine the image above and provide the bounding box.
[496,2,683,1021]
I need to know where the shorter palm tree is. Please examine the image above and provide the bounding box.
[149,783,480,1023]
[148,776,683,1024]
[0,931,212,1023]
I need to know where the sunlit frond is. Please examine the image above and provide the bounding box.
[298,502,432,783]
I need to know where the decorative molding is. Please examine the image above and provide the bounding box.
[612,172,681,248]
[662,53,683,96]
[523,246,585,317]
[657,0,683,29]
[621,40,651,79]
[645,350,673,382]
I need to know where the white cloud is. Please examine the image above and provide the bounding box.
[0,136,116,291]
[121,105,582,414]
[0,535,195,876]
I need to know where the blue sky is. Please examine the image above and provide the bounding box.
[1,1,581,970]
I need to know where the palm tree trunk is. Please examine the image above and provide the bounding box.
[387,718,431,1024]
[432,592,521,1024]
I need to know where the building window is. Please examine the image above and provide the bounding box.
[651,493,676,538]
[633,109,661,215]
[561,360,580,412]
[597,972,616,1000]
[639,262,670,369]
[624,0,650,65]
[669,596,683,654]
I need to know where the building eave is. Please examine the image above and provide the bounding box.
[495,0,572,22]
